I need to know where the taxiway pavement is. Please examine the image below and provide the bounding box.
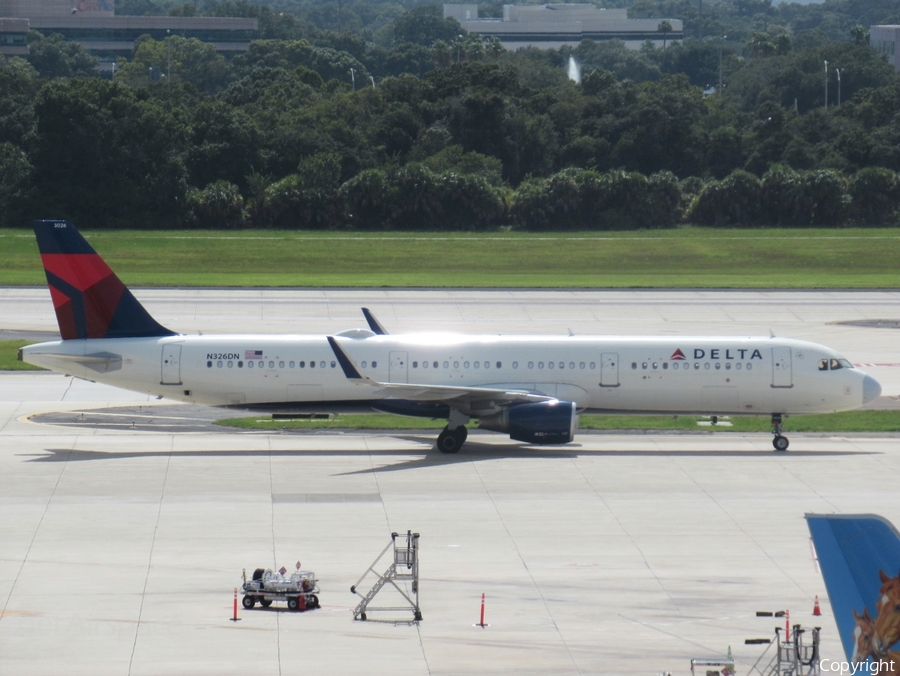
[1,288,899,675]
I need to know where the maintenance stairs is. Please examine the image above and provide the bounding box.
[748,625,821,676]
[351,531,421,622]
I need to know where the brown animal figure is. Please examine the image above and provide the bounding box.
[853,608,877,663]
[873,570,900,657]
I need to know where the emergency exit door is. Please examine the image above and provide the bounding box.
[601,353,619,387]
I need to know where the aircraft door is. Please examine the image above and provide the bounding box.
[600,353,619,387]
[771,346,792,388]
[161,344,182,385]
[389,351,408,383]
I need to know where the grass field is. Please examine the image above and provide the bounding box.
[3,227,900,288]
[216,410,900,434]
[0,341,45,371]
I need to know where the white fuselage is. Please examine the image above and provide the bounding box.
[22,332,873,416]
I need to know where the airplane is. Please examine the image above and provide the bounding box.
[19,219,881,453]
[806,514,900,670]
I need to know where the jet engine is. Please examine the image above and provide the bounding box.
[479,400,578,445]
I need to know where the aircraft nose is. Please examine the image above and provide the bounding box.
[863,374,882,405]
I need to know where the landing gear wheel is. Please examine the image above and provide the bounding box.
[242,595,255,609]
[773,435,789,452]
[259,599,272,608]
[287,597,300,611]
[437,426,462,454]
[307,594,319,609]
[455,426,468,444]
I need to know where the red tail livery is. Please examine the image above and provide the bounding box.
[33,220,175,340]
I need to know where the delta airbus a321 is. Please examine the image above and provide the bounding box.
[19,220,881,453]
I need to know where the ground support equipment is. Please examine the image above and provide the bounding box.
[351,531,421,622]
[241,565,320,612]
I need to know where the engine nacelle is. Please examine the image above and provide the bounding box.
[479,400,578,445]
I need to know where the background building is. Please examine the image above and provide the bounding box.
[0,0,257,68]
[444,3,683,50]
[871,25,899,70]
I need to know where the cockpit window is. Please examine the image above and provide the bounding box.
[839,359,853,368]
[820,357,854,371]
[818,359,828,371]
[830,358,842,370]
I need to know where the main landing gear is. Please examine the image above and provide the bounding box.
[436,410,470,454]
[771,414,789,452]
[437,425,467,453]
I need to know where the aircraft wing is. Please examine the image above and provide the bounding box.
[327,336,553,416]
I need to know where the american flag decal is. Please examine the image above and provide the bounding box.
[245,350,263,359]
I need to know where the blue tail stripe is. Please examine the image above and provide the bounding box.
[807,514,900,661]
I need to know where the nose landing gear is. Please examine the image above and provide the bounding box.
[771,414,789,451]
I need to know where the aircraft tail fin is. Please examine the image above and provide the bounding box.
[33,220,176,340]
[806,513,900,663]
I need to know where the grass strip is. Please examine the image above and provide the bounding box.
[0,341,47,371]
[215,410,900,434]
[3,227,900,288]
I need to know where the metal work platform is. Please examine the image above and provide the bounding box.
[748,625,821,675]
[351,531,421,622]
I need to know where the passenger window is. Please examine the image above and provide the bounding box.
[642,363,647,369]
[830,359,842,370]
[589,362,595,369]
[289,361,294,368]
[330,361,336,368]
[372,361,377,368]
[548,362,554,369]
[513,361,518,369]
[300,361,305,368]
[484,361,490,369]
[704,363,710,370]
[423,361,429,369]
[528,361,534,369]
[464,361,470,368]
[672,363,678,370]
[538,362,544,369]
[663,362,668,370]
[580,362,585,369]
[217,361,223,368]
[228,361,233,368]
[248,361,255,368]
[694,363,700,369]
[453,361,459,368]
[279,361,284,368]
[725,363,731,370]
[735,363,741,370]
[320,361,326,368]
[496,361,501,368]
[474,361,480,369]
[715,363,721,370]
[444,361,449,368]
[652,362,658,370]
[413,361,418,368]
[747,363,752,370]
[434,361,439,369]
[268,361,274,368]
[632,363,637,370]
[683,363,689,370]
[207,361,212,368]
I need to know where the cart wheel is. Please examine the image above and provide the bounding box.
[360,612,367,621]
[242,596,255,609]
[259,599,272,608]
[414,611,422,621]
[287,597,299,611]
[307,594,318,608]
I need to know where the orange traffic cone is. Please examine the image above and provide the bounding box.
[813,596,822,616]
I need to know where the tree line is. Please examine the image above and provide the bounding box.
[1,1,899,229]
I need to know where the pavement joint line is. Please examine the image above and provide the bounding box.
[469,454,582,674]
[267,436,283,676]
[0,441,72,625]
[127,444,172,676]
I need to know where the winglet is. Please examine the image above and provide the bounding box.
[361,308,388,335]
[806,513,900,662]
[327,336,370,382]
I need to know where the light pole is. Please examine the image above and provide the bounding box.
[166,29,171,85]
[457,35,463,63]
[824,60,828,108]
[349,67,355,90]
[718,35,727,97]
[835,68,841,107]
